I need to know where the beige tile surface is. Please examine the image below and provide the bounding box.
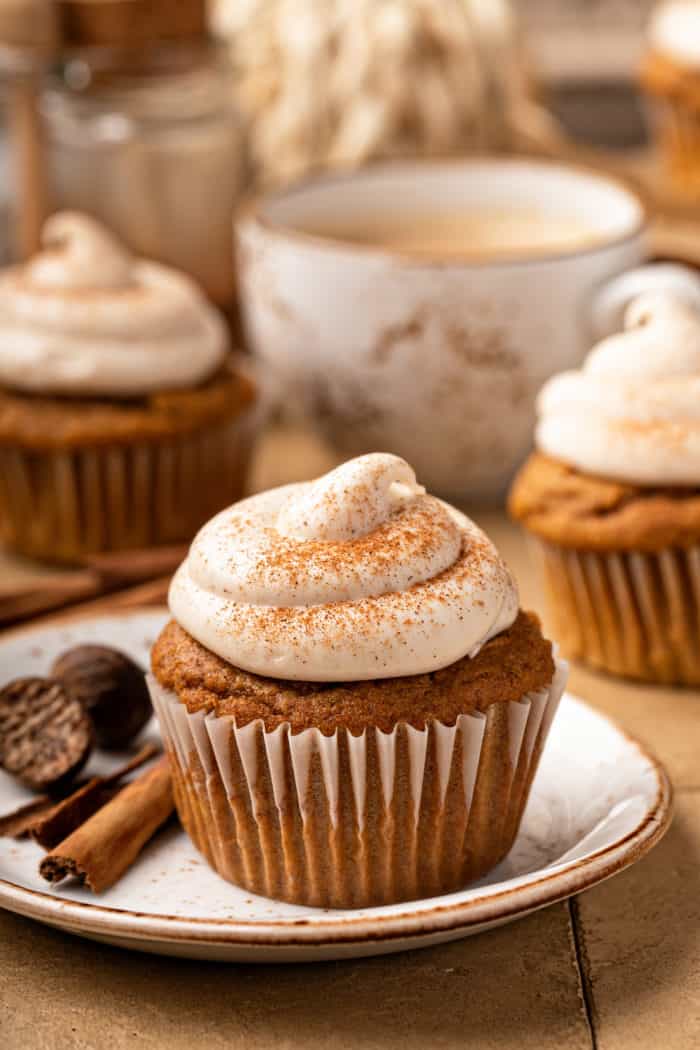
[575,794,700,1050]
[0,901,591,1050]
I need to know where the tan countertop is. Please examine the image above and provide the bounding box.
[2,427,699,1049]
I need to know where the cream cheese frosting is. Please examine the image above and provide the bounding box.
[0,212,228,397]
[536,292,700,485]
[169,453,519,681]
[648,1,700,69]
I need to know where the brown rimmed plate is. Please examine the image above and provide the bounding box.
[0,610,672,962]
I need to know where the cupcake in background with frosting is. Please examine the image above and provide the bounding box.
[149,452,567,909]
[0,212,258,562]
[640,0,700,197]
[510,291,700,684]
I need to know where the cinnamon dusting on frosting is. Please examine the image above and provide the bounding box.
[169,453,518,680]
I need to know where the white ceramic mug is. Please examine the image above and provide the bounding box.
[237,158,700,501]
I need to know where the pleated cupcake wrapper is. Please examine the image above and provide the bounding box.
[0,411,256,562]
[148,659,567,909]
[535,539,700,685]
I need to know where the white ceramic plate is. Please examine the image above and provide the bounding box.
[0,610,672,963]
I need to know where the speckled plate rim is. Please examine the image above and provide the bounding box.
[0,609,673,952]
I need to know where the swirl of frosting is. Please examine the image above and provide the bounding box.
[649,1,700,69]
[169,453,519,681]
[0,212,228,396]
[536,292,700,485]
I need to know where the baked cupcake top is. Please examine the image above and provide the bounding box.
[169,453,518,681]
[536,292,700,486]
[152,611,553,732]
[648,1,700,69]
[0,212,228,398]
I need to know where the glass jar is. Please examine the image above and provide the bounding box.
[0,0,57,260]
[41,49,244,308]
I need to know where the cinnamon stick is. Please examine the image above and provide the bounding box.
[0,795,56,838]
[34,574,172,629]
[0,544,182,626]
[0,743,159,842]
[30,742,159,849]
[83,544,188,585]
[39,757,173,892]
[0,571,100,626]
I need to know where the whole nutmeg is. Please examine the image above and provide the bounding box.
[0,677,93,792]
[51,645,152,750]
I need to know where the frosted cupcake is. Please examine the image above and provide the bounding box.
[641,1,700,196]
[510,291,700,684]
[150,453,567,908]
[0,213,257,562]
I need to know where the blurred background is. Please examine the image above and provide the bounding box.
[3,0,700,617]
[0,0,696,282]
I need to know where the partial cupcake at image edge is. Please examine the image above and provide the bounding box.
[148,452,567,909]
[510,290,700,685]
[0,212,258,563]
[640,0,700,196]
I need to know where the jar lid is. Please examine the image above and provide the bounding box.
[50,0,216,85]
[55,0,207,50]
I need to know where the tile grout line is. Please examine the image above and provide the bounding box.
[568,896,599,1050]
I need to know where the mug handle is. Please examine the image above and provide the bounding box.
[590,262,700,340]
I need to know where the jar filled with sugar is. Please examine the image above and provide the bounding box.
[41,0,244,314]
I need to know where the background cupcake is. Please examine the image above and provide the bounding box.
[0,212,258,563]
[510,290,700,685]
[149,453,567,909]
[641,0,700,198]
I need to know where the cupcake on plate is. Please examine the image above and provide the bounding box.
[640,0,700,197]
[149,452,567,909]
[510,291,700,685]
[0,212,257,563]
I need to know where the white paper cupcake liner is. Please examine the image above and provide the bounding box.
[148,658,567,909]
[536,540,700,685]
[0,411,256,562]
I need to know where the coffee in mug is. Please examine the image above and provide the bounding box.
[302,208,605,259]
